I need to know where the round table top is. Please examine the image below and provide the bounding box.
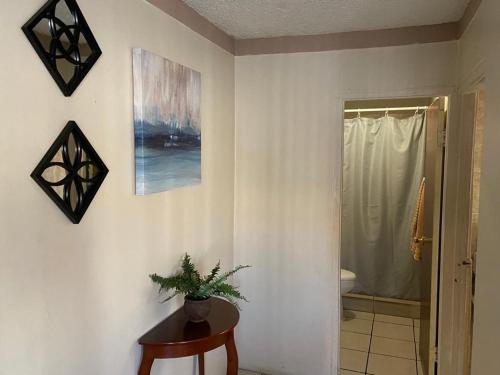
[138,298,240,346]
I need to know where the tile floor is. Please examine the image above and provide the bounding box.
[239,310,423,375]
[238,370,267,375]
[341,310,424,375]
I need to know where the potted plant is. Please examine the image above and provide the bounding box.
[150,254,250,322]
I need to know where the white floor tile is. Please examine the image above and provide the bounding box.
[414,326,420,342]
[342,318,373,335]
[238,370,261,375]
[341,370,364,375]
[345,310,375,321]
[341,331,371,352]
[370,336,416,359]
[341,349,368,373]
[367,353,417,375]
[415,343,421,361]
[372,321,414,341]
[375,314,413,326]
[373,300,419,318]
[413,319,421,327]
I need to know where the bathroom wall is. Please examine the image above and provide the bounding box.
[234,42,457,375]
[457,1,500,374]
[0,1,235,374]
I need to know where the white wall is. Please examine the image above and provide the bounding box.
[458,1,500,374]
[0,1,234,375]
[234,42,457,375]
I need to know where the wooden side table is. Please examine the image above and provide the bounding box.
[138,298,239,375]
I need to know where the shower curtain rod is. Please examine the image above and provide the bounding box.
[344,106,429,113]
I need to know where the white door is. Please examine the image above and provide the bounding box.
[455,89,484,375]
[418,98,447,375]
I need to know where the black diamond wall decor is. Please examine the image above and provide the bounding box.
[31,121,108,224]
[22,0,102,96]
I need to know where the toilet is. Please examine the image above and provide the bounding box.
[341,269,356,295]
[341,269,357,319]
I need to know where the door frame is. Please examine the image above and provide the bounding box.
[460,81,485,375]
[449,64,486,375]
[422,99,447,375]
[335,89,457,375]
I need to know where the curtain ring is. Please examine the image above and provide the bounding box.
[415,106,419,115]
[357,109,361,119]
[385,108,389,117]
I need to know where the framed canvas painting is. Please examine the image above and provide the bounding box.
[133,48,201,195]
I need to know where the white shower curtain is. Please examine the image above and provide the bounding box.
[341,114,425,300]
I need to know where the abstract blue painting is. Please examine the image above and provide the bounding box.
[133,48,201,195]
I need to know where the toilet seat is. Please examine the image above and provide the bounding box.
[341,269,356,281]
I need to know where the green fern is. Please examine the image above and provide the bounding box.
[149,253,250,308]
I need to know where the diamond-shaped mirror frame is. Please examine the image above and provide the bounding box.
[22,0,102,96]
[31,121,108,224]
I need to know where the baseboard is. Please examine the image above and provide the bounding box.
[343,293,421,319]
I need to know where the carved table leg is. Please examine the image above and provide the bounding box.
[198,352,205,375]
[225,330,238,375]
[138,349,154,375]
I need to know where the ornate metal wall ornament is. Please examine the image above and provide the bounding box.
[31,121,108,224]
[22,0,102,96]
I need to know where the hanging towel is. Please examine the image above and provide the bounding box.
[411,177,426,261]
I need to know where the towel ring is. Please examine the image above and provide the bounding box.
[413,236,432,244]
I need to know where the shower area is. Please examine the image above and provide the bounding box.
[341,97,441,318]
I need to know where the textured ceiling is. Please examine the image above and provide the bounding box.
[181,0,470,39]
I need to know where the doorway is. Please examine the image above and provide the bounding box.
[339,97,448,375]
